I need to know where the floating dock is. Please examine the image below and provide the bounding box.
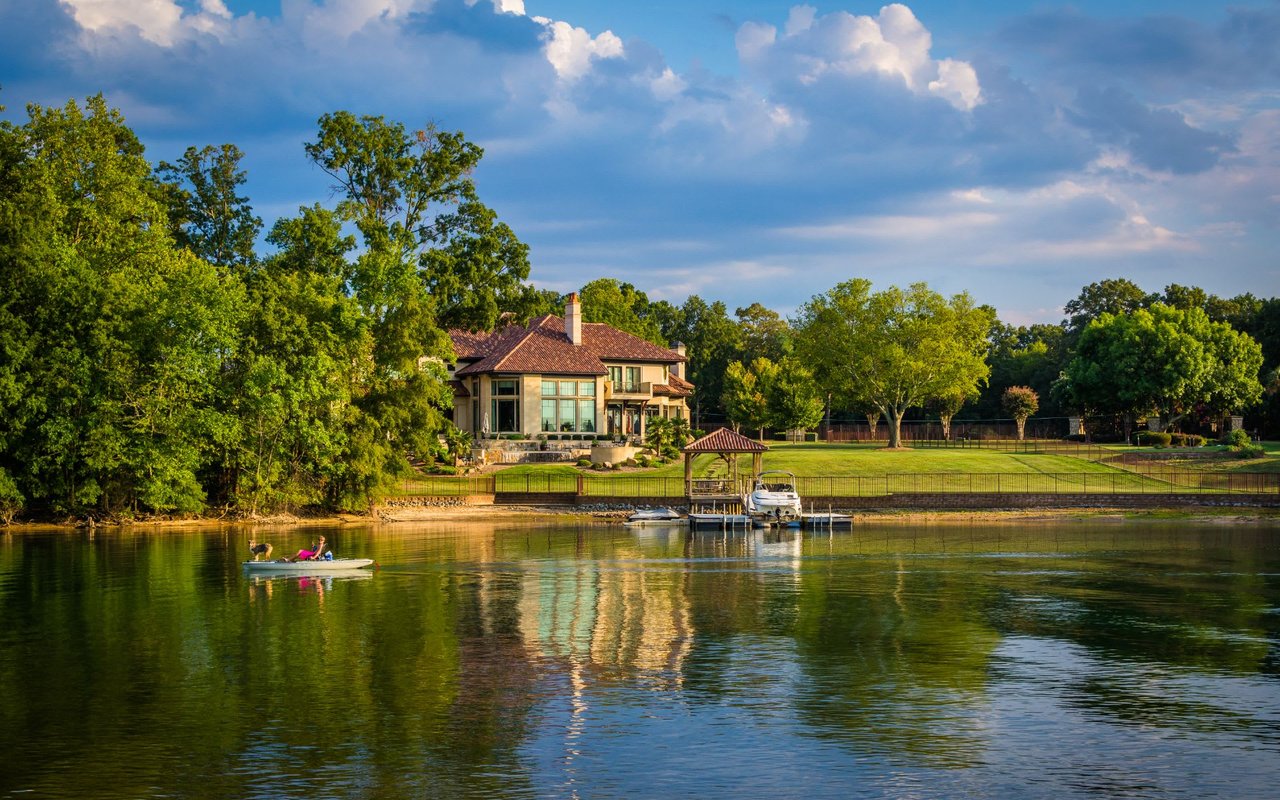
[688,512,753,530]
[800,512,853,530]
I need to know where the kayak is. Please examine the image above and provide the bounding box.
[242,558,374,572]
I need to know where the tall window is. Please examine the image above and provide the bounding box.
[490,379,519,432]
[540,377,596,432]
[607,366,642,393]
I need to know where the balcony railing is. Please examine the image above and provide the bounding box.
[604,379,652,398]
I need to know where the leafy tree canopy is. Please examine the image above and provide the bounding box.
[795,280,994,447]
[578,278,665,344]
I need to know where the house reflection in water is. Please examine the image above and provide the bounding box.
[517,552,692,686]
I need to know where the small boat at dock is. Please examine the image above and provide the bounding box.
[625,507,684,525]
[745,470,803,524]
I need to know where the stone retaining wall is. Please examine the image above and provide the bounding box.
[802,493,1280,509]
[397,492,1280,510]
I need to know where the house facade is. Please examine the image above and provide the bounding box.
[448,293,692,440]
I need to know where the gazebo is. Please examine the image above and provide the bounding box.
[681,428,769,502]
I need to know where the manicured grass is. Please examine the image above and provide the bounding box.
[732,442,1124,477]
[394,441,1278,497]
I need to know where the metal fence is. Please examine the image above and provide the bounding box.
[396,470,1279,498]
[822,418,1072,442]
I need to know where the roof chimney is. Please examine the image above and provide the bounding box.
[565,292,582,345]
[671,342,686,378]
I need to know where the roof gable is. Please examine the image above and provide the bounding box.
[683,428,770,453]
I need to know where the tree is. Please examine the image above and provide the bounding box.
[722,358,778,439]
[977,321,1067,418]
[0,96,243,516]
[1063,278,1154,334]
[643,415,691,460]
[930,390,972,441]
[1002,386,1040,440]
[420,199,532,331]
[1060,304,1263,434]
[736,302,791,362]
[795,280,994,448]
[666,296,743,428]
[577,278,665,344]
[768,357,825,434]
[304,112,489,507]
[156,144,262,269]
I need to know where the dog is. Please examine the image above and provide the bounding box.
[248,540,273,561]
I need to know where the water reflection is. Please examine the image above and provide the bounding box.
[1,520,1278,798]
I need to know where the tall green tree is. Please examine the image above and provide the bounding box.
[155,143,262,269]
[977,322,1066,418]
[221,207,369,513]
[304,112,484,506]
[1060,304,1263,432]
[0,96,242,516]
[1063,278,1155,334]
[722,358,778,439]
[577,278,665,344]
[736,302,792,362]
[795,280,994,448]
[666,296,743,428]
[768,357,825,434]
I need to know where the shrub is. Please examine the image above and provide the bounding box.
[576,457,592,467]
[430,465,458,476]
[1236,444,1265,459]
[1221,429,1251,448]
[1186,434,1204,447]
[1169,432,1187,447]
[1135,431,1171,447]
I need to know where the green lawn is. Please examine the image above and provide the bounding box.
[393,441,1279,498]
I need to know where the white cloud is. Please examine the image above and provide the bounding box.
[539,20,624,82]
[737,3,982,111]
[60,0,184,45]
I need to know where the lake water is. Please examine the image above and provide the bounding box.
[2,519,1278,799]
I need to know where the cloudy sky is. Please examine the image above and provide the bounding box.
[3,1,1278,324]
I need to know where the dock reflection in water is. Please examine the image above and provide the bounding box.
[0,519,1277,798]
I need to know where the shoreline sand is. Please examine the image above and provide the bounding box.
[4,503,1278,532]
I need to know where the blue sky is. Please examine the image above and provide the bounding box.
[3,1,1278,324]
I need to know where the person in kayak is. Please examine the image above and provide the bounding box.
[289,536,326,562]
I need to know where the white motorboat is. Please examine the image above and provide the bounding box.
[744,470,802,523]
[242,558,374,573]
[625,507,684,525]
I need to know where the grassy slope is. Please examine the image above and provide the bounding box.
[400,442,1278,497]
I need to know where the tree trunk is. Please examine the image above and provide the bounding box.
[886,408,905,448]
[1015,416,1026,440]
[941,414,953,441]
[866,412,879,440]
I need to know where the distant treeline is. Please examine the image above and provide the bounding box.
[1,94,1276,521]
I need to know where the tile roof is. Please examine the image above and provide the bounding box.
[451,315,688,378]
[653,373,693,398]
[683,427,769,453]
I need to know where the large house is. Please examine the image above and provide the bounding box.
[448,293,692,440]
